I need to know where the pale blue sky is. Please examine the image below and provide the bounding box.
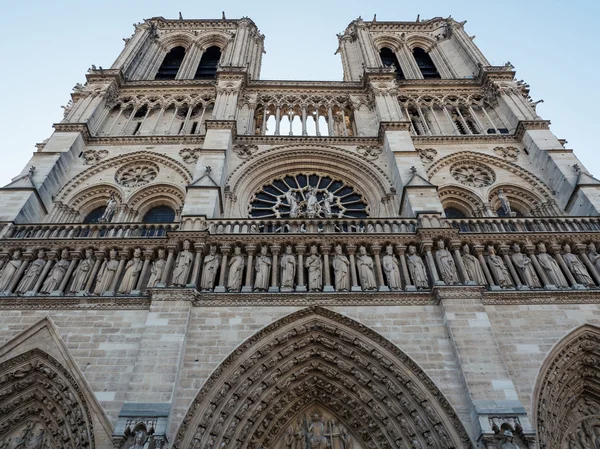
[0,0,598,185]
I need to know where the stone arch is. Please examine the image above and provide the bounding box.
[127,183,185,221]
[488,184,545,216]
[226,146,394,218]
[195,31,233,51]
[372,36,403,53]
[438,185,485,217]
[174,307,473,449]
[533,324,600,449]
[158,31,197,51]
[65,183,124,220]
[405,34,437,52]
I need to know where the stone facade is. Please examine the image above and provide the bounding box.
[0,14,599,449]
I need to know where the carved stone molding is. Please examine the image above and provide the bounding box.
[514,120,551,141]
[81,149,109,165]
[232,144,258,159]
[179,148,202,164]
[450,162,496,188]
[115,162,160,188]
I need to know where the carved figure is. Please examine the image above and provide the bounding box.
[332,245,350,291]
[0,250,22,291]
[26,429,46,449]
[308,411,328,449]
[119,248,143,293]
[537,243,569,287]
[254,246,271,291]
[99,193,117,223]
[587,243,600,274]
[94,249,118,294]
[563,244,594,286]
[147,248,166,288]
[511,244,541,288]
[280,245,296,290]
[356,246,377,290]
[382,245,401,290]
[407,245,429,289]
[70,249,94,293]
[200,246,219,291]
[227,247,244,292]
[462,244,487,285]
[323,191,334,218]
[171,240,194,286]
[293,418,306,449]
[305,245,323,291]
[499,430,520,449]
[341,427,354,449]
[40,249,70,293]
[16,250,46,294]
[435,240,459,284]
[306,187,319,216]
[128,430,150,449]
[487,246,513,288]
[497,189,513,216]
[286,190,299,218]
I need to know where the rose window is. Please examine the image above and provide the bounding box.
[450,163,495,188]
[248,173,369,219]
[116,162,159,188]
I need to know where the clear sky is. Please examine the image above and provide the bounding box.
[0,0,598,185]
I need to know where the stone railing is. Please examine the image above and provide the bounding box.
[2,222,179,240]
[448,217,600,234]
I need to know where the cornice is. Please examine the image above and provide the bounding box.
[88,134,206,146]
[514,120,551,140]
[0,296,150,310]
[234,135,380,145]
[249,80,363,89]
[412,134,518,145]
[52,122,92,140]
[482,289,600,305]
[378,121,411,138]
[204,119,237,132]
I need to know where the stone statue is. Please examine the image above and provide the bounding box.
[128,430,150,449]
[435,240,459,285]
[94,249,119,294]
[254,246,271,292]
[332,245,350,291]
[306,187,319,216]
[341,427,354,449]
[293,418,306,449]
[511,244,541,288]
[563,244,594,286]
[147,248,166,288]
[308,411,328,449]
[356,246,377,291]
[200,246,219,291]
[280,245,296,291]
[284,426,294,449]
[537,243,569,287]
[171,240,194,286]
[499,430,520,449]
[118,248,143,293]
[70,248,94,293]
[462,245,487,285]
[227,247,244,292]
[41,249,70,293]
[16,250,46,294]
[487,246,513,288]
[323,191,334,218]
[24,428,45,449]
[382,245,401,290]
[305,245,323,291]
[587,243,600,274]
[0,250,22,291]
[407,245,429,289]
[286,190,299,218]
[99,193,117,223]
[497,189,513,217]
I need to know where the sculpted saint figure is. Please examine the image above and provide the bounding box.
[435,239,459,285]
[462,245,487,285]
[25,429,46,449]
[128,430,149,449]
[16,250,46,294]
[118,248,143,294]
[293,418,306,449]
[227,247,244,292]
[41,249,70,293]
[323,191,334,218]
[341,427,354,449]
[254,246,271,292]
[563,244,594,286]
[70,248,94,293]
[200,246,219,291]
[280,245,296,291]
[306,187,319,216]
[0,250,22,291]
[94,249,119,294]
[487,246,513,288]
[99,193,117,223]
[511,244,541,288]
[146,248,166,288]
[356,246,377,291]
[171,240,194,286]
[332,245,350,291]
[308,412,328,449]
[286,190,299,218]
[499,430,520,449]
[587,243,600,274]
[537,243,569,287]
[497,189,513,216]
[382,245,401,290]
[305,245,323,291]
[407,245,429,289]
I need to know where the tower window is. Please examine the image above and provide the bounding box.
[412,47,440,79]
[142,206,176,223]
[379,47,404,80]
[83,206,106,223]
[155,46,186,80]
[194,46,222,79]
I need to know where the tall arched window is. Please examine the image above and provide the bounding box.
[444,207,466,219]
[379,47,404,80]
[142,206,176,223]
[155,46,186,80]
[194,46,222,79]
[412,47,440,79]
[83,206,106,223]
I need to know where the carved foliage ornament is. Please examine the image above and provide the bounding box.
[450,162,496,188]
[493,146,520,161]
[233,144,259,159]
[356,145,382,161]
[115,162,159,188]
[179,148,201,164]
[417,148,438,164]
[81,149,109,165]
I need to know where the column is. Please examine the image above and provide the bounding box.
[135,251,153,293]
[422,242,442,286]
[288,108,293,136]
[524,244,552,289]
[4,254,30,294]
[85,252,104,293]
[474,245,495,287]
[188,244,204,288]
[455,107,473,134]
[551,243,579,288]
[245,105,256,135]
[499,245,522,289]
[106,107,124,136]
[260,107,268,135]
[321,245,334,292]
[340,109,348,136]
[164,107,178,135]
[180,106,193,135]
[30,254,54,295]
[215,245,230,293]
[274,106,281,136]
[136,104,152,135]
[150,107,165,134]
[242,245,256,293]
[481,106,499,134]
[327,107,334,136]
[56,253,79,295]
[159,246,176,287]
[108,251,128,295]
[315,108,321,136]
[577,244,600,286]
[119,106,138,135]
[347,246,361,292]
[295,245,307,292]
[396,245,413,291]
[371,246,389,292]
[301,107,308,136]
[442,106,459,135]
[269,246,280,292]
[451,242,469,284]
[0,253,8,273]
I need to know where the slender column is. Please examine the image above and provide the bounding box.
[135,251,153,292]
[6,255,31,294]
[57,254,79,294]
[340,109,348,136]
[347,246,361,292]
[321,245,334,292]
[120,107,138,135]
[499,245,521,289]
[455,107,473,134]
[242,245,256,293]
[135,104,152,135]
[422,242,442,285]
[159,246,176,286]
[327,107,335,136]
[109,252,128,294]
[578,245,600,286]
[274,107,281,135]
[215,246,230,293]
[451,242,469,284]
[468,106,486,134]
[295,245,307,292]
[371,246,389,292]
[315,108,321,136]
[0,253,8,273]
[150,107,165,135]
[301,107,308,136]
[165,107,178,135]
[31,255,54,295]
[429,106,443,134]
[86,252,104,293]
[261,108,268,135]
[474,245,495,287]
[91,106,111,135]
[189,244,204,288]
[288,108,293,136]
[396,245,413,291]
[106,107,124,136]
[245,105,256,135]
[180,105,193,135]
[443,106,460,135]
[551,243,578,287]
[525,245,552,288]
[417,106,432,136]
[269,246,280,292]
[481,105,499,134]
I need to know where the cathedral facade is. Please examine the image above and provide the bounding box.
[0,14,599,449]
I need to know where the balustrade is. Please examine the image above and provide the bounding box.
[4,222,178,240]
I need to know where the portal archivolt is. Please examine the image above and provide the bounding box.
[174,307,473,449]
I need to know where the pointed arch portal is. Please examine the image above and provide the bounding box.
[174,307,472,449]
